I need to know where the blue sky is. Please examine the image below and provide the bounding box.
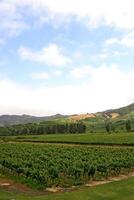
[0,0,134,116]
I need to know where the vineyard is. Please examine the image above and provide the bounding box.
[0,143,134,189]
[5,132,134,145]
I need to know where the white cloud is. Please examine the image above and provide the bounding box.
[70,66,93,79]
[0,38,5,45]
[2,0,134,31]
[31,70,62,80]
[106,30,134,47]
[113,51,128,56]
[0,64,134,116]
[121,32,134,47]
[97,53,108,59]
[106,38,120,45]
[0,1,29,38]
[52,70,62,77]
[70,64,121,79]
[31,72,49,80]
[93,49,128,60]
[19,44,71,67]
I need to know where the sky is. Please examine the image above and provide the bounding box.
[0,0,134,116]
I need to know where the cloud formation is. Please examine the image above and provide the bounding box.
[19,44,71,66]
[106,30,134,47]
[0,64,133,115]
[31,72,50,80]
[3,0,134,30]
[0,1,29,38]
[0,0,134,115]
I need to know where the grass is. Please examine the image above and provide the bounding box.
[0,177,134,200]
[3,132,134,145]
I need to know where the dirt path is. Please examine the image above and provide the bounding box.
[40,142,134,148]
[85,171,134,187]
[0,171,134,195]
[0,177,51,195]
[6,141,134,148]
[5,141,134,148]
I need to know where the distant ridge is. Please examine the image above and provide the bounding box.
[0,114,68,126]
[69,103,134,121]
[104,103,134,115]
[0,103,134,126]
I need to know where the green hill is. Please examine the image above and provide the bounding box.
[1,103,134,133]
[0,114,68,126]
[76,103,134,133]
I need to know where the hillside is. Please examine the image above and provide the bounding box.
[70,103,134,121]
[0,103,134,127]
[0,114,68,126]
[69,103,134,133]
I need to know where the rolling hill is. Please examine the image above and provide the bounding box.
[0,114,68,126]
[70,103,134,121]
[69,103,134,133]
[0,103,134,127]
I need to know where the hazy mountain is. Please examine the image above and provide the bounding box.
[0,114,68,126]
[0,103,134,126]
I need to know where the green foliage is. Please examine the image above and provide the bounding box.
[105,121,111,133]
[0,121,86,136]
[125,120,131,132]
[0,143,134,189]
[7,132,134,146]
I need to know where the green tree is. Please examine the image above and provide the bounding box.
[105,121,111,133]
[126,120,131,132]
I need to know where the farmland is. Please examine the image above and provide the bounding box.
[3,132,134,145]
[0,143,134,189]
[0,132,134,199]
[0,177,134,200]
[0,124,134,199]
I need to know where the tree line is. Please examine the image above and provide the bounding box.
[0,121,86,136]
[0,119,133,136]
[105,119,133,133]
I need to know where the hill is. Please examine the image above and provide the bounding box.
[104,103,134,116]
[70,103,134,121]
[69,103,134,133]
[0,114,68,126]
[0,103,134,128]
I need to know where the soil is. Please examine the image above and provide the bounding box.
[10,141,134,148]
[0,171,134,195]
[85,171,134,187]
[69,113,95,120]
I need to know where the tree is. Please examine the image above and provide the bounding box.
[105,121,111,133]
[126,120,131,132]
[69,123,78,133]
[111,123,116,133]
[77,121,86,133]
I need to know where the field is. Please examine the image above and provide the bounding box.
[0,177,134,200]
[0,132,134,199]
[0,143,134,189]
[3,132,134,145]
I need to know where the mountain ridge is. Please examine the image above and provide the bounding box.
[0,113,68,126]
[0,103,134,126]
